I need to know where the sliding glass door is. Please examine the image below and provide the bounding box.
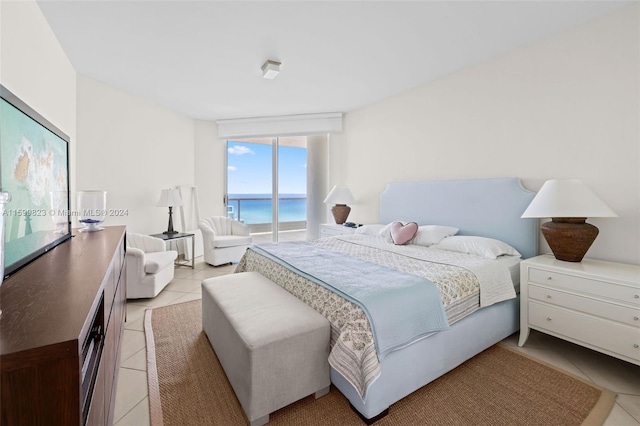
[226,138,273,233]
[226,137,307,242]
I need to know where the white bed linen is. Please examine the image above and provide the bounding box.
[319,234,517,307]
[496,253,522,291]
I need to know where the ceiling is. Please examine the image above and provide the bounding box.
[37,1,631,122]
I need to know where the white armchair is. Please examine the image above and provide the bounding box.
[126,233,178,299]
[199,216,252,266]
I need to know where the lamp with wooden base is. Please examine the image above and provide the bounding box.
[521,179,617,262]
[324,185,355,225]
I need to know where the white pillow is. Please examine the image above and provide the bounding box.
[354,224,386,236]
[412,225,459,247]
[379,223,459,245]
[433,236,521,259]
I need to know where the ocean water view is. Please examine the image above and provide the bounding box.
[227,194,306,225]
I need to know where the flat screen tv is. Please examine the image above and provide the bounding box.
[0,84,71,278]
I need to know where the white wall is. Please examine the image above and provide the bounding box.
[194,119,226,220]
[76,75,196,235]
[336,5,639,265]
[0,0,77,193]
[0,0,208,254]
[0,0,202,238]
[306,135,330,239]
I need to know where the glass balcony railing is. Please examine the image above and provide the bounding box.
[227,196,307,232]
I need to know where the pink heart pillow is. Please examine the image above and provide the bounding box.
[389,221,418,245]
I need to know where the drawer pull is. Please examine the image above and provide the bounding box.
[635,344,639,349]
[547,277,553,281]
[546,317,552,321]
[546,295,552,299]
[635,317,639,321]
[635,295,639,299]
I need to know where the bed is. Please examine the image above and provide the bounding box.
[236,177,538,422]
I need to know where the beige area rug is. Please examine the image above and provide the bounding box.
[145,300,616,426]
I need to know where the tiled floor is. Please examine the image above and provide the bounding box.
[114,256,640,426]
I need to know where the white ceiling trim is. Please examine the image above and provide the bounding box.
[217,113,343,139]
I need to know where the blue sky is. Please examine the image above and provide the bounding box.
[227,141,307,194]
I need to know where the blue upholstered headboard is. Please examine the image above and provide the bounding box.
[379,177,538,259]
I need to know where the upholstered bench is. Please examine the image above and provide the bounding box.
[202,272,331,426]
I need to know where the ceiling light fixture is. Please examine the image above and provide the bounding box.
[261,60,281,79]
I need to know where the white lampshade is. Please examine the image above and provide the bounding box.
[521,179,617,218]
[156,189,183,207]
[323,185,355,205]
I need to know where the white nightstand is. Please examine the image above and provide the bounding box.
[319,224,357,238]
[519,254,640,365]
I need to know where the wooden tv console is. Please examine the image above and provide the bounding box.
[1,226,126,425]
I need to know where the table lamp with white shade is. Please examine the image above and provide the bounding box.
[157,188,183,235]
[521,179,617,262]
[324,185,355,224]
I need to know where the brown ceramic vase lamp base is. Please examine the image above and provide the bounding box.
[331,204,351,225]
[541,217,599,262]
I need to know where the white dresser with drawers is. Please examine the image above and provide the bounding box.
[519,254,640,365]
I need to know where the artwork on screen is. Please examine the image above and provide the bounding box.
[0,84,71,278]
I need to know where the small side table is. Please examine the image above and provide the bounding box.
[150,232,195,269]
[519,254,640,365]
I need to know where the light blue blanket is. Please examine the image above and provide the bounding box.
[250,242,449,359]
